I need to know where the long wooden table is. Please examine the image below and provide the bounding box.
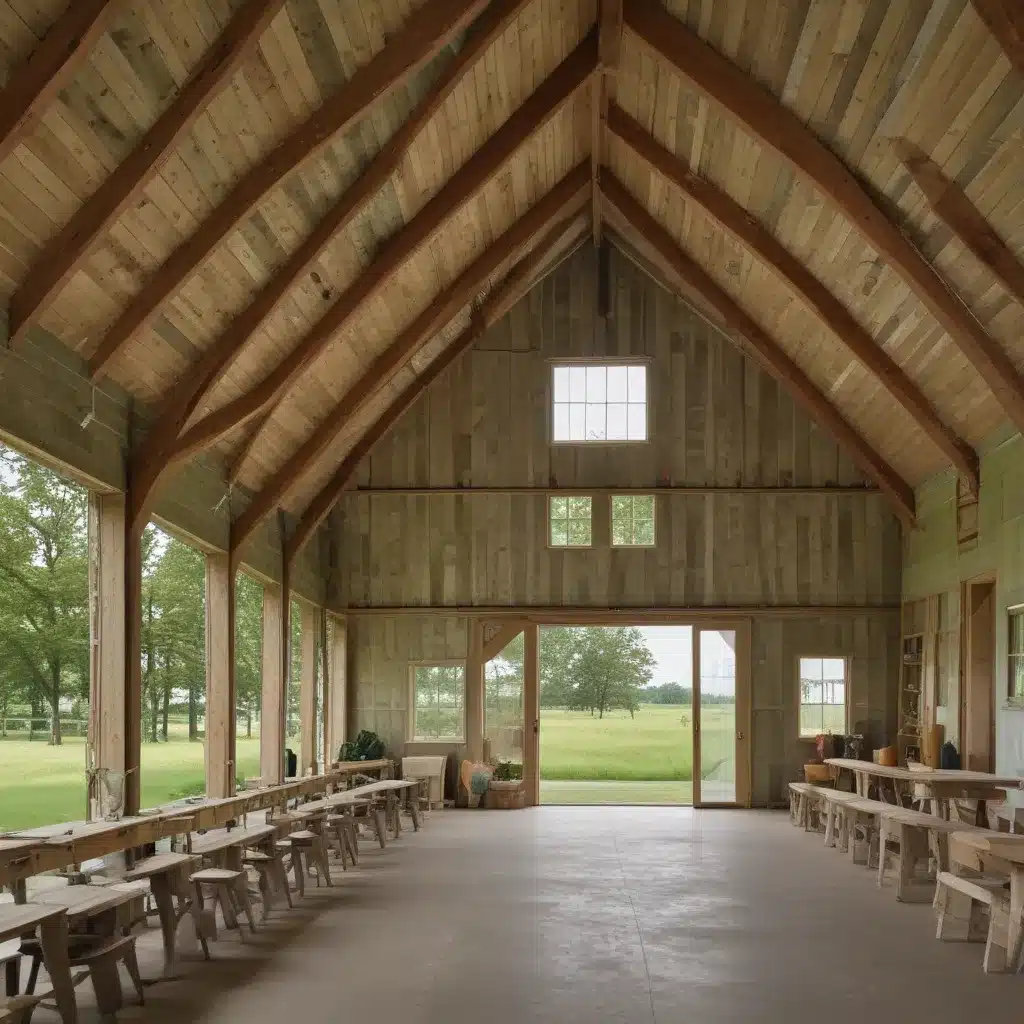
[0,904,76,1023]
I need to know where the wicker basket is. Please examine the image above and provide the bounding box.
[485,780,525,809]
[804,763,832,784]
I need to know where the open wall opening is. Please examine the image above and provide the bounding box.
[0,443,89,829]
[235,571,264,786]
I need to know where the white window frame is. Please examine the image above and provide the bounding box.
[548,495,593,548]
[797,656,848,738]
[408,661,466,743]
[610,494,656,547]
[550,361,649,444]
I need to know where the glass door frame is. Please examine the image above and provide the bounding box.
[693,619,751,808]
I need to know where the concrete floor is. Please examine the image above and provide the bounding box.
[73,808,1023,1023]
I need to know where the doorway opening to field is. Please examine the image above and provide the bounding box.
[537,625,739,806]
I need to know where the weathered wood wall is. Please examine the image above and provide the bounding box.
[333,246,902,802]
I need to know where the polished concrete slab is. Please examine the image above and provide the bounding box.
[95,808,1020,1023]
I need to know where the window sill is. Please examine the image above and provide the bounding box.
[409,738,465,746]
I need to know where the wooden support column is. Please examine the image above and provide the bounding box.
[87,493,126,819]
[259,584,284,785]
[326,614,347,763]
[205,553,236,798]
[523,623,540,807]
[465,620,485,762]
[299,603,318,775]
[280,559,292,776]
[124,511,144,815]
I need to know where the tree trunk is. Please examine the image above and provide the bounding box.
[188,685,198,741]
[246,710,252,739]
[161,681,170,741]
[144,596,155,742]
[49,658,62,745]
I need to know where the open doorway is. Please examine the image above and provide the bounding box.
[961,576,996,772]
[536,624,742,805]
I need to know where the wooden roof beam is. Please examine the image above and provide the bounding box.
[970,0,1024,76]
[0,0,117,168]
[600,172,915,525]
[624,0,1024,441]
[591,0,623,246]
[283,215,590,565]
[608,104,978,489]
[86,0,488,379]
[893,138,1024,310]
[8,0,288,349]
[171,32,598,463]
[230,162,591,555]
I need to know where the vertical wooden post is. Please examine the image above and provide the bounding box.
[87,493,126,819]
[259,584,284,785]
[523,623,540,807]
[299,603,318,775]
[465,620,485,762]
[326,614,347,763]
[205,553,235,798]
[124,514,144,814]
[280,560,292,776]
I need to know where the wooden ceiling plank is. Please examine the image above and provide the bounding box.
[970,0,1024,76]
[283,215,590,564]
[608,103,979,487]
[0,0,117,168]
[230,163,591,553]
[600,171,916,525]
[8,0,289,349]
[592,0,623,245]
[207,0,534,485]
[173,32,599,462]
[893,138,1024,309]
[86,0,489,379]
[624,0,1024,441]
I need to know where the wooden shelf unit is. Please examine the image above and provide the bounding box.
[898,598,927,765]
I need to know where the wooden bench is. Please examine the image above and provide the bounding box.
[818,790,859,850]
[788,783,825,831]
[0,995,41,1024]
[934,871,1013,973]
[67,936,143,1024]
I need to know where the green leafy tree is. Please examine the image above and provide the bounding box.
[0,449,88,744]
[235,574,263,738]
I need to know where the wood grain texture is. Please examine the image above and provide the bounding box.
[86,0,488,378]
[602,172,916,524]
[970,0,1024,75]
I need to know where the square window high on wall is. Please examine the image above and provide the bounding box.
[798,657,847,737]
[410,663,465,742]
[549,496,592,547]
[611,495,655,546]
[551,363,647,442]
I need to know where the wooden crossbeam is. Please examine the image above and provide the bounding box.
[8,0,288,349]
[600,172,915,525]
[482,621,528,662]
[591,0,623,245]
[283,215,590,564]
[624,0,1024,440]
[894,139,1024,309]
[229,163,591,555]
[608,104,978,488]
[0,0,116,167]
[86,0,487,379]
[172,32,598,463]
[970,0,1024,75]
[152,0,532,477]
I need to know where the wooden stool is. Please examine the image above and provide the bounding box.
[0,994,41,1024]
[935,871,1013,972]
[190,868,256,951]
[276,839,305,898]
[290,830,332,888]
[0,942,20,998]
[325,815,360,869]
[242,851,275,922]
[69,935,144,1024]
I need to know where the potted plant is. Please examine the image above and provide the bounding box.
[486,760,525,809]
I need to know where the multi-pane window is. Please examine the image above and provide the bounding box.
[611,495,655,546]
[1009,607,1024,703]
[549,496,592,547]
[411,664,465,741]
[552,364,647,442]
[798,657,847,737]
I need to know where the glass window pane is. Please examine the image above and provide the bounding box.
[607,366,628,402]
[568,366,586,401]
[568,403,586,440]
[606,403,627,440]
[568,496,591,519]
[611,519,630,545]
[628,366,646,403]
[550,496,568,518]
[627,403,647,440]
[567,519,591,546]
[586,366,606,402]
[611,495,631,519]
[1012,612,1024,655]
[550,520,566,546]
[553,366,570,403]
[1013,657,1024,700]
[635,518,655,545]
[634,495,654,518]
[552,403,569,441]
[585,403,606,440]
[801,658,824,681]
[822,658,846,681]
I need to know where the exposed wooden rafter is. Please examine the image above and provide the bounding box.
[87,0,488,379]
[0,0,117,168]
[591,0,623,245]
[893,138,1024,309]
[624,0,1024,441]
[600,172,916,525]
[171,33,598,463]
[608,104,979,488]
[283,214,590,564]
[970,0,1024,76]
[230,162,591,556]
[8,0,289,349]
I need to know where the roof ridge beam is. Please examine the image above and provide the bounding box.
[600,171,915,525]
[624,0,1024,442]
